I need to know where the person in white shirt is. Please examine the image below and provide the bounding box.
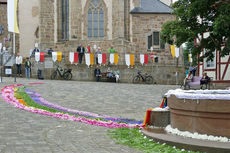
[16,53,23,77]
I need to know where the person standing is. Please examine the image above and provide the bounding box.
[108,45,116,53]
[32,43,40,55]
[16,53,23,77]
[95,47,102,65]
[94,66,101,82]
[25,57,31,79]
[86,44,91,53]
[77,44,85,64]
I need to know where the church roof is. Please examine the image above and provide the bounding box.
[130,0,173,14]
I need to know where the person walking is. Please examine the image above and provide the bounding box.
[77,44,85,64]
[25,57,31,79]
[16,53,22,77]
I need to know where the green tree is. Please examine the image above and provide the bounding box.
[161,0,230,63]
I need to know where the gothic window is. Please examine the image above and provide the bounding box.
[148,31,165,50]
[88,0,104,38]
[62,0,69,40]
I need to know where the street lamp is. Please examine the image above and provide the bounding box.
[0,26,3,35]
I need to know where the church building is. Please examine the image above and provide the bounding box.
[18,0,182,66]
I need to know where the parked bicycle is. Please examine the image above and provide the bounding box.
[51,64,72,80]
[133,70,153,84]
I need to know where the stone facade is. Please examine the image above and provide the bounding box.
[36,0,180,65]
[0,2,8,49]
[0,1,19,54]
[16,0,185,84]
[131,14,183,65]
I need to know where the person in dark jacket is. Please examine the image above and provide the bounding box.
[200,72,210,89]
[77,44,85,64]
[25,57,32,79]
[94,66,101,82]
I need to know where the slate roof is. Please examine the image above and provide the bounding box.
[130,0,173,14]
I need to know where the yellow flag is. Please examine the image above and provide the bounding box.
[130,54,135,66]
[57,52,62,62]
[90,53,94,66]
[114,53,119,65]
[170,45,175,58]
[188,54,192,63]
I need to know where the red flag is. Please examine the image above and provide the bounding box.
[102,53,106,65]
[74,52,78,64]
[144,54,148,64]
[150,53,154,60]
[143,109,152,127]
[40,52,45,63]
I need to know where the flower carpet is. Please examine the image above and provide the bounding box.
[1,83,143,128]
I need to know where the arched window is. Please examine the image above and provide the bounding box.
[88,0,104,38]
[62,0,69,40]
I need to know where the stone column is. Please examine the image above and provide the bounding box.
[133,0,140,8]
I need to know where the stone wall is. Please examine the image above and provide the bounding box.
[131,14,183,65]
[30,55,185,85]
[39,0,55,45]
[0,2,19,54]
[0,3,8,48]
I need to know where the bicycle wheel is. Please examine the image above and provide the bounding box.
[133,76,141,84]
[145,76,153,84]
[63,72,72,80]
[51,71,57,80]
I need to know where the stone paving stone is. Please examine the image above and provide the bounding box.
[0,77,178,152]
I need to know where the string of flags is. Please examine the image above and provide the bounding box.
[35,51,179,66]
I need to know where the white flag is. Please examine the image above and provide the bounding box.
[69,52,74,64]
[0,43,2,52]
[110,54,114,64]
[140,54,144,65]
[175,47,180,58]
[98,54,102,65]
[35,52,40,62]
[85,53,90,67]
[125,54,130,68]
[52,52,57,62]
[7,0,20,33]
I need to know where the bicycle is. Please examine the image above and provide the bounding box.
[51,64,72,80]
[133,70,153,84]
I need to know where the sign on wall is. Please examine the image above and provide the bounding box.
[45,60,53,69]
[5,68,12,75]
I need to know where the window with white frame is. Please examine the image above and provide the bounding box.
[148,31,165,50]
[204,49,216,69]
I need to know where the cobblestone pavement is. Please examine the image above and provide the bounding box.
[0,77,179,153]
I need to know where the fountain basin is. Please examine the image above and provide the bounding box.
[168,94,230,138]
